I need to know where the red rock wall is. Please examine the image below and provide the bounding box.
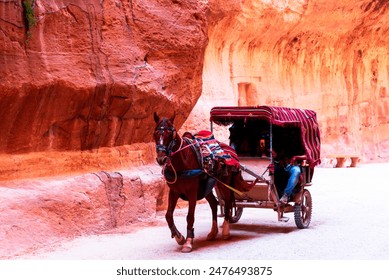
[182,0,389,162]
[1,0,206,257]
[0,0,208,179]
[0,166,168,258]
[2,0,388,178]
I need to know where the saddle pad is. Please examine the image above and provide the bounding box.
[194,130,240,169]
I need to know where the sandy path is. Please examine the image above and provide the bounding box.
[16,163,389,260]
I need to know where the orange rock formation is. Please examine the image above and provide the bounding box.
[183,0,389,163]
[1,0,208,179]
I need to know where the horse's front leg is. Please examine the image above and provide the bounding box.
[181,192,197,253]
[205,191,218,240]
[166,190,185,245]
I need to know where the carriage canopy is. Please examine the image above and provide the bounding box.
[210,106,321,167]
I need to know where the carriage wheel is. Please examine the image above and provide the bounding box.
[294,189,312,229]
[229,206,243,224]
[213,188,243,223]
[219,204,243,223]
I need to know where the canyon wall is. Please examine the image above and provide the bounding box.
[182,0,389,162]
[1,1,388,178]
[0,166,168,258]
[1,0,208,179]
[1,0,207,257]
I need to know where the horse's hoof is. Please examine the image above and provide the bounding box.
[206,231,218,241]
[181,245,192,253]
[181,238,193,253]
[222,234,230,240]
[175,235,186,245]
[207,222,218,241]
[222,221,230,240]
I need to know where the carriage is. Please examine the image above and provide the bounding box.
[209,105,321,228]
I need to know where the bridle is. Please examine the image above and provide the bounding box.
[154,117,188,178]
[154,119,185,184]
[154,119,179,157]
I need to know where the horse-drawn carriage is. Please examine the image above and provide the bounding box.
[153,105,321,252]
[210,105,321,228]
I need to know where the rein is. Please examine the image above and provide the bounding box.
[160,137,200,184]
[162,159,178,184]
[170,138,196,156]
[203,170,247,198]
[160,137,182,184]
[163,136,250,196]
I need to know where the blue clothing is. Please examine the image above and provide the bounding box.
[275,163,301,196]
[283,164,301,196]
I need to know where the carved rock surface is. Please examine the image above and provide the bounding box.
[183,0,389,162]
[1,0,206,258]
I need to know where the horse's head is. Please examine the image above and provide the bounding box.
[153,112,177,166]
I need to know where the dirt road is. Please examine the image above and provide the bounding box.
[18,163,389,260]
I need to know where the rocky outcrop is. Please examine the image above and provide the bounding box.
[0,0,208,178]
[0,165,167,258]
[1,0,207,258]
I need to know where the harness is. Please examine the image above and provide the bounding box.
[161,136,204,184]
[155,123,246,196]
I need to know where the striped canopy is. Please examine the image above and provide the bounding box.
[210,106,321,167]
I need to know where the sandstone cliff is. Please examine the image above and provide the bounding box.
[1,0,208,258]
[183,0,389,162]
[1,0,388,179]
[1,0,208,179]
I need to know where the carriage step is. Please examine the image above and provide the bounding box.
[280,217,290,222]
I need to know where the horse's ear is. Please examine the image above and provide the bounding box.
[170,112,176,123]
[153,112,159,123]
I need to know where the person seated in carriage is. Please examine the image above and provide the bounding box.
[228,120,244,152]
[272,147,307,204]
[229,120,268,157]
[256,131,270,157]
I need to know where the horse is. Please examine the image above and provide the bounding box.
[153,112,254,252]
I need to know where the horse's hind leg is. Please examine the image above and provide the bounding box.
[222,218,230,240]
[219,184,233,240]
[166,190,185,245]
[205,192,218,240]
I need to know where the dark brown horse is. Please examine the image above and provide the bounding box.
[153,112,253,252]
